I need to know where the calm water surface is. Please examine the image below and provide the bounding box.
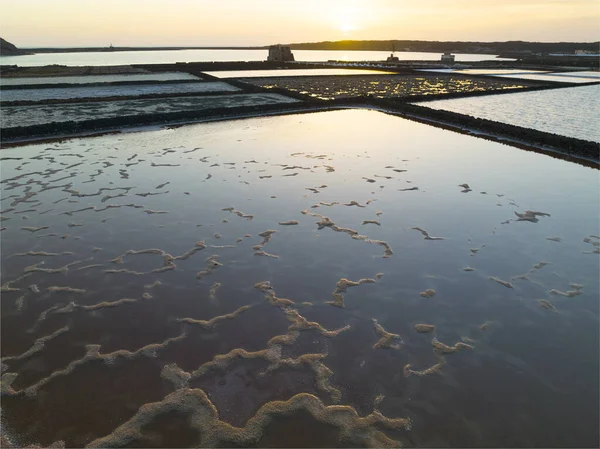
[1,110,598,448]
[0,93,298,128]
[418,84,600,142]
[205,68,394,78]
[0,73,200,86]
[0,49,511,67]
[420,69,600,83]
[1,81,238,103]
[494,73,600,83]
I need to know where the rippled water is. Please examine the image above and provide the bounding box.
[0,50,511,67]
[417,84,600,142]
[1,109,598,448]
[1,81,238,103]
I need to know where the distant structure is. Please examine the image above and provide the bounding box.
[386,44,399,62]
[441,52,455,63]
[267,45,295,62]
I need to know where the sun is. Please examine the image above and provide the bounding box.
[326,1,368,36]
[337,13,359,35]
[339,21,356,34]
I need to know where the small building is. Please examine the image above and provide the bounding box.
[267,45,295,62]
[441,52,455,63]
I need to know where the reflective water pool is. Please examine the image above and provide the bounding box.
[1,93,298,128]
[0,50,512,67]
[0,73,201,86]
[1,109,598,448]
[205,69,395,78]
[417,84,600,143]
[1,82,238,103]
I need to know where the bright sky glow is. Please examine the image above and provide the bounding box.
[1,0,598,47]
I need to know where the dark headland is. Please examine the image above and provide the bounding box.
[0,38,31,56]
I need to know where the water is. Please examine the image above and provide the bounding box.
[419,69,549,75]
[0,73,200,86]
[245,74,528,100]
[494,73,600,84]
[205,68,394,78]
[0,49,511,67]
[1,109,598,448]
[0,93,298,128]
[417,84,600,142]
[553,71,600,79]
[1,81,238,103]
[452,69,548,75]
[419,69,600,84]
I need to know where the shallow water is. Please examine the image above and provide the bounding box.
[417,84,600,142]
[494,73,600,84]
[1,109,598,448]
[1,93,298,128]
[0,49,512,67]
[419,69,549,75]
[553,71,600,79]
[246,75,528,100]
[419,69,600,84]
[0,73,200,86]
[205,69,394,78]
[1,81,238,103]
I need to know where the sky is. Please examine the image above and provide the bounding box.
[1,0,598,47]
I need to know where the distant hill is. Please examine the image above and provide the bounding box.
[0,38,31,56]
[286,40,600,56]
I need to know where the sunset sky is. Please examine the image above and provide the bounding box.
[1,0,598,47]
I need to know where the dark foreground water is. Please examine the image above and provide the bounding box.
[1,110,598,448]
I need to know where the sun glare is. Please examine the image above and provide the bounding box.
[339,21,356,34]
[322,0,368,36]
[336,11,360,35]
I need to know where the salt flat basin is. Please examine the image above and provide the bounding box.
[418,69,600,84]
[494,73,600,83]
[0,81,239,103]
[245,74,529,100]
[205,68,396,78]
[552,70,600,79]
[1,109,598,448]
[419,69,550,75]
[0,72,201,86]
[454,69,549,75]
[0,93,299,128]
[416,84,600,143]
